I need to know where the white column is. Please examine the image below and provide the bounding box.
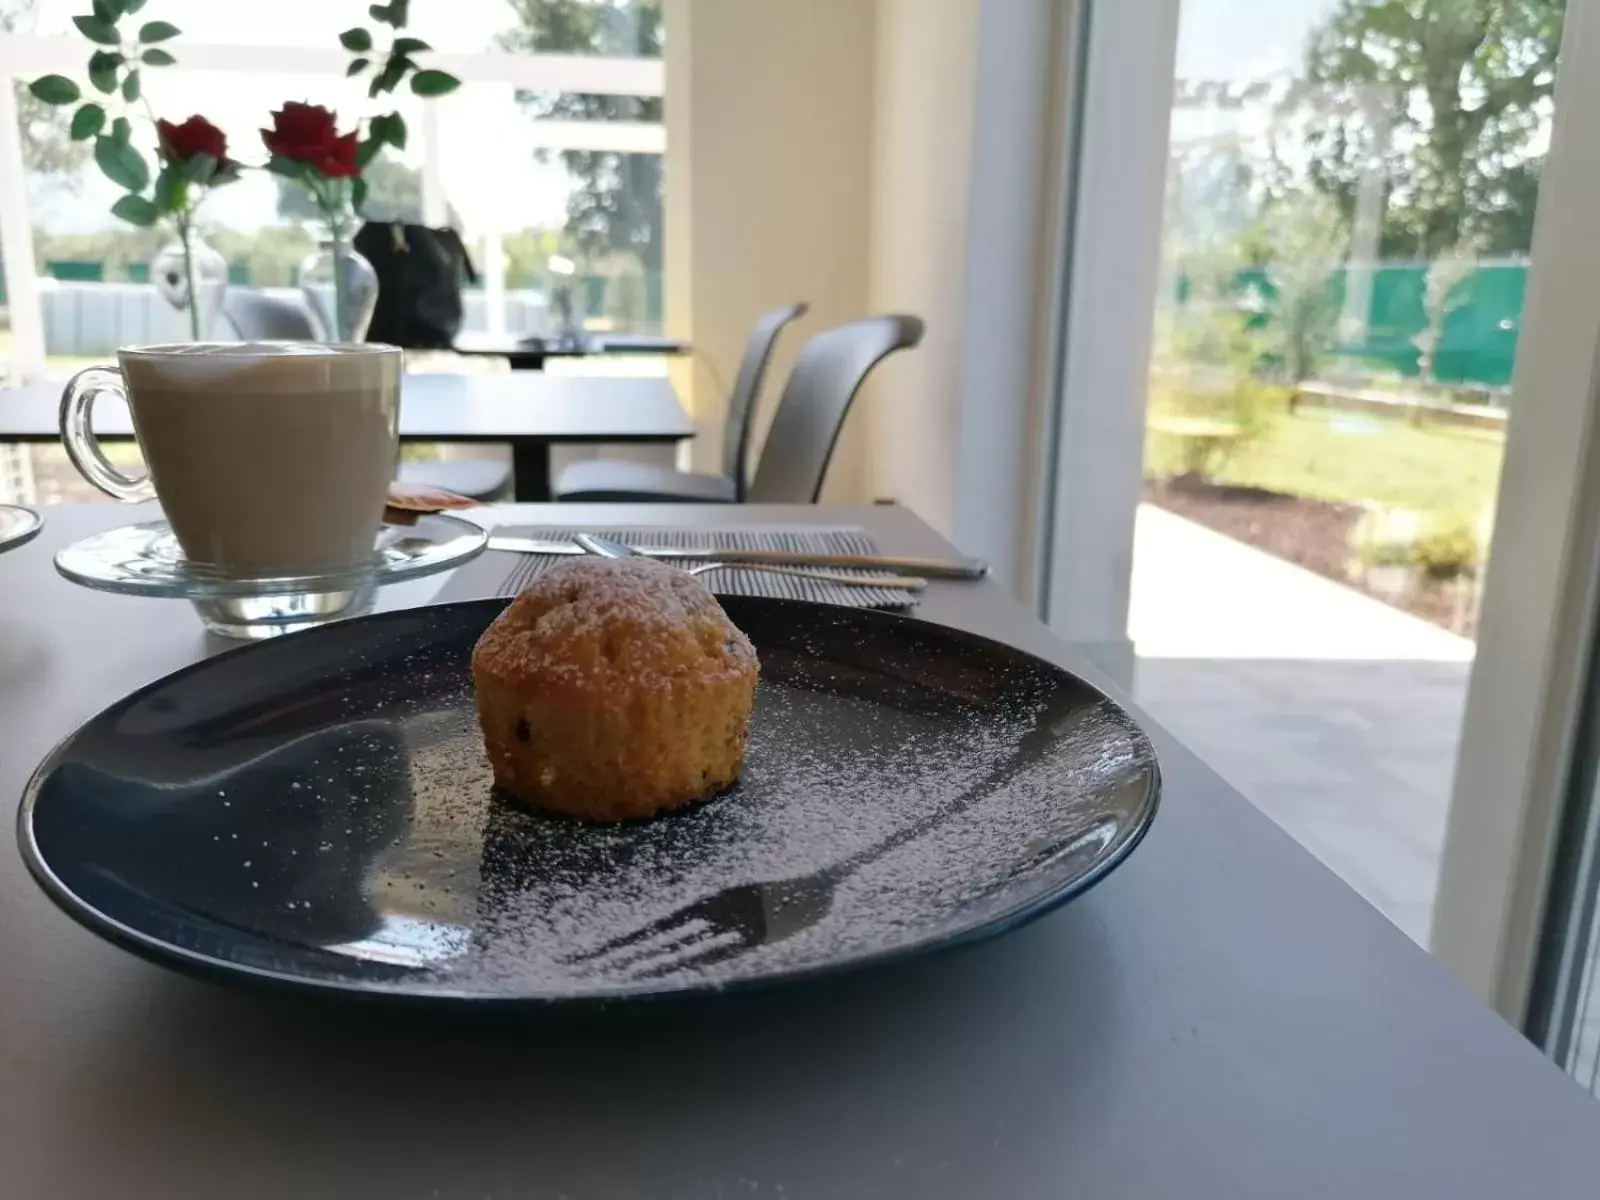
[952,0,1057,596]
[0,75,45,380]
[482,231,506,337]
[866,0,1060,600]
[420,102,448,228]
[1338,86,1390,348]
[1432,0,1600,1021]
[1037,0,1182,683]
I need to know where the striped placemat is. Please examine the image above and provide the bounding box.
[433,525,917,610]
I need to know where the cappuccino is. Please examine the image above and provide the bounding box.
[62,342,401,574]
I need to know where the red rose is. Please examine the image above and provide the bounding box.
[157,115,228,165]
[261,102,361,179]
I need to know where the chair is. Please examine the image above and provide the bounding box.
[222,290,324,340]
[223,290,514,502]
[745,314,924,502]
[552,301,808,503]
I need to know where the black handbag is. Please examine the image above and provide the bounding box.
[354,221,478,349]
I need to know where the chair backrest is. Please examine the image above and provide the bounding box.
[223,290,322,341]
[721,302,808,498]
[746,315,925,504]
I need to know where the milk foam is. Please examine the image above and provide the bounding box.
[120,341,399,391]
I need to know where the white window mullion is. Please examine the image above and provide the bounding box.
[1432,0,1600,1021]
[0,76,44,380]
[0,34,663,97]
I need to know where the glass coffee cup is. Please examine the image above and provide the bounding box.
[60,342,402,576]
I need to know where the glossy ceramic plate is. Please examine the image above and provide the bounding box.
[18,598,1160,1005]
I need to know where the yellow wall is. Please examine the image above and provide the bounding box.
[664,0,876,502]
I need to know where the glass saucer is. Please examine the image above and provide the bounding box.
[0,504,42,554]
[56,514,487,639]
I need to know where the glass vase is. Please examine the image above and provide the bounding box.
[298,239,379,343]
[149,233,228,342]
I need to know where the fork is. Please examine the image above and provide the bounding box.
[562,699,1117,980]
[575,533,925,592]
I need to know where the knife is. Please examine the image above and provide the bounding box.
[485,536,989,580]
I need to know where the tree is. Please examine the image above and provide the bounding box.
[496,0,663,273]
[1,0,90,180]
[1249,194,1349,385]
[1297,0,1563,259]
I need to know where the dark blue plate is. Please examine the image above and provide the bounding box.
[18,598,1159,1005]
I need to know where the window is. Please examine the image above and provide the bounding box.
[0,0,665,376]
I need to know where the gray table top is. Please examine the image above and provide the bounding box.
[2,501,1598,1199]
[0,373,695,444]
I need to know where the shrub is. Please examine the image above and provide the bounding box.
[1411,522,1481,581]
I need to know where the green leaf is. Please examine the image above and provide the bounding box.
[91,0,123,23]
[351,175,369,214]
[263,153,306,180]
[95,133,149,191]
[181,152,217,184]
[87,49,122,92]
[355,137,384,169]
[346,56,369,77]
[69,103,105,140]
[111,193,160,227]
[72,15,121,44]
[368,56,407,97]
[381,111,407,149]
[153,163,185,211]
[392,36,430,55]
[138,20,180,42]
[368,4,394,25]
[120,69,140,102]
[29,75,80,105]
[140,48,175,66]
[409,69,460,97]
[111,115,131,142]
[122,0,145,11]
[339,27,372,52]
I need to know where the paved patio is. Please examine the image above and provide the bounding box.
[1128,505,1474,946]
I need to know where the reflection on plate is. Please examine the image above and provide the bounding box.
[18,597,1159,1005]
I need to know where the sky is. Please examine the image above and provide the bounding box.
[1175,0,1342,83]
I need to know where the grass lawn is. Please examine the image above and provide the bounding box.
[1145,404,1506,526]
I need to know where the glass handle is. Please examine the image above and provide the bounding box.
[58,366,154,503]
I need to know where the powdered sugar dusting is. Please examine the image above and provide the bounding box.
[35,599,1158,998]
[319,628,1157,996]
[473,556,756,693]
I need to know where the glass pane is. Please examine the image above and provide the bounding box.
[440,80,662,337]
[1130,0,1563,947]
[494,0,663,58]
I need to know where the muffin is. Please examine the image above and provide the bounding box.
[471,556,759,821]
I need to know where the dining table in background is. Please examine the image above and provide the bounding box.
[451,331,690,372]
[0,373,695,502]
[0,499,1598,1198]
